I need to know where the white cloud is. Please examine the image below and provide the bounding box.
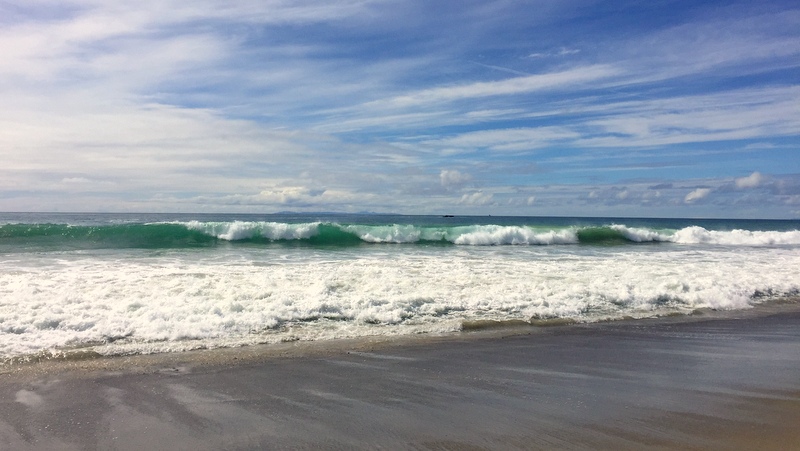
[424,127,579,153]
[440,169,471,189]
[184,184,378,210]
[621,8,800,80]
[459,191,494,205]
[0,98,340,205]
[62,177,92,184]
[527,47,581,58]
[324,77,800,150]
[735,172,764,189]
[685,188,711,203]
[312,112,450,134]
[464,109,526,119]
[744,143,778,149]
[578,87,800,148]
[0,2,797,218]
[376,65,619,108]
[257,186,325,205]
[57,177,117,192]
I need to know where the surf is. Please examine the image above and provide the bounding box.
[1,212,799,362]
[3,220,800,251]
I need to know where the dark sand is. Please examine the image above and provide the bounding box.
[2,306,799,450]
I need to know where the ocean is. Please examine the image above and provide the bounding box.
[1,212,799,363]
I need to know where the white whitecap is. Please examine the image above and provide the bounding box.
[183,221,320,241]
[453,225,578,245]
[671,226,800,246]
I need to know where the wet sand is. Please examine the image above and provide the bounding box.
[2,307,799,450]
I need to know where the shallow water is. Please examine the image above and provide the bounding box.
[1,213,798,361]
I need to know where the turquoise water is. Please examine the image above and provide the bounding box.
[1,213,799,361]
[2,213,798,251]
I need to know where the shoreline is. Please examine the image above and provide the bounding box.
[3,297,799,380]
[2,302,799,449]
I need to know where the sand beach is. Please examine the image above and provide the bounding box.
[2,304,799,450]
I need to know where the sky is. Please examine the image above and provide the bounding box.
[1,0,799,218]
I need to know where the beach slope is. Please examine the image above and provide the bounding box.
[2,309,799,450]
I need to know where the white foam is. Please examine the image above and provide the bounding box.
[184,221,321,241]
[671,226,800,246]
[342,224,579,245]
[452,225,578,245]
[178,221,800,247]
[343,224,428,243]
[1,244,798,360]
[610,224,672,242]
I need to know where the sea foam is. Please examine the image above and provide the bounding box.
[671,226,800,246]
[184,221,321,241]
[452,226,578,245]
[177,221,800,247]
[1,242,798,360]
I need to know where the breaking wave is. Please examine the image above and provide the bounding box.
[1,221,799,250]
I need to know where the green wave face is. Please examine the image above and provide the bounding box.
[307,224,365,246]
[575,227,631,245]
[2,220,797,251]
[0,223,216,251]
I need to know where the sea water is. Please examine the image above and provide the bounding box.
[1,213,798,362]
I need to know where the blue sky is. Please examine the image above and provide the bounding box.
[1,0,799,218]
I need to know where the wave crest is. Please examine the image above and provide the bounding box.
[671,226,800,246]
[2,221,798,249]
[453,226,578,245]
[184,221,321,241]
